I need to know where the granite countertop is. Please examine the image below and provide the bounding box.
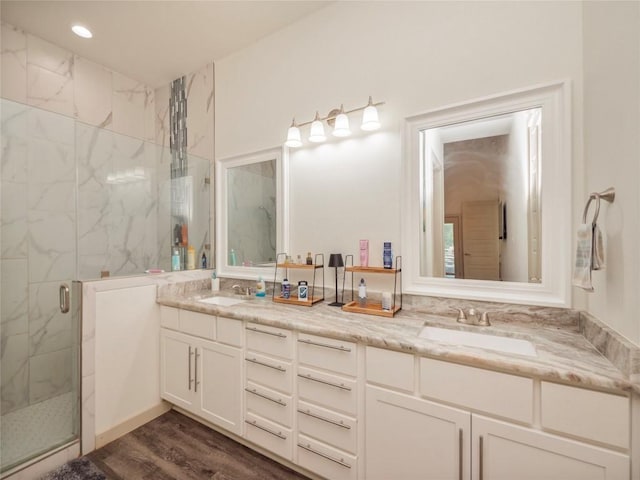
[157,290,633,395]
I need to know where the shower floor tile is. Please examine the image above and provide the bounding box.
[1,392,76,472]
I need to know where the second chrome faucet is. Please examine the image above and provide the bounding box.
[455,308,491,327]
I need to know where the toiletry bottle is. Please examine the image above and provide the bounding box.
[181,224,188,246]
[201,252,207,269]
[229,249,237,266]
[171,247,181,271]
[297,254,303,264]
[358,278,367,307]
[211,270,220,291]
[187,245,196,270]
[282,278,291,299]
[382,291,392,311]
[306,252,313,265]
[256,276,266,297]
[359,240,369,267]
[298,281,309,301]
[383,242,393,269]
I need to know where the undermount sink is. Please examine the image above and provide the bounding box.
[198,296,247,307]
[418,326,537,357]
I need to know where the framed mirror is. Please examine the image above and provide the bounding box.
[216,147,288,279]
[402,81,571,307]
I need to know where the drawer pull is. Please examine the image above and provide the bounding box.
[245,419,287,440]
[298,338,352,352]
[458,428,463,480]
[245,387,287,407]
[246,326,287,338]
[298,443,351,469]
[479,435,484,480]
[245,357,286,372]
[297,373,352,391]
[297,408,351,429]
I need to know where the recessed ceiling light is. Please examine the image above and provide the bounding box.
[71,25,92,39]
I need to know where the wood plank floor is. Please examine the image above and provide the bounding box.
[88,410,310,480]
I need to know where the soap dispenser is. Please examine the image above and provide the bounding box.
[256,276,266,297]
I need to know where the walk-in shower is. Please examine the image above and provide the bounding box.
[0,97,210,475]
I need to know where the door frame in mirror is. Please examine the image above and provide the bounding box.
[215,146,289,279]
[402,81,571,307]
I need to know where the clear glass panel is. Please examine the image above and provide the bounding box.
[75,123,210,279]
[1,99,80,473]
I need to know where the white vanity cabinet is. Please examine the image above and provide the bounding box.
[160,307,243,436]
[365,346,631,480]
[472,415,629,480]
[295,333,359,480]
[365,347,471,480]
[243,322,295,461]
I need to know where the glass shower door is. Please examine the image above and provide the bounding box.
[1,99,80,474]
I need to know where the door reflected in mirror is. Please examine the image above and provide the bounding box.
[420,108,541,282]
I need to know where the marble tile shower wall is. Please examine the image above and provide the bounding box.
[0,22,214,413]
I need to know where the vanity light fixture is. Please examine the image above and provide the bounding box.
[284,96,384,147]
[71,24,93,39]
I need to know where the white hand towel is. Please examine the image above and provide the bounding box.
[591,224,605,270]
[573,224,594,291]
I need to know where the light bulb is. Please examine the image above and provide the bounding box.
[285,123,302,148]
[309,112,326,143]
[361,96,381,131]
[333,106,351,137]
[71,25,93,39]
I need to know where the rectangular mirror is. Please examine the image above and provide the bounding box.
[420,108,541,283]
[403,81,571,307]
[216,147,286,278]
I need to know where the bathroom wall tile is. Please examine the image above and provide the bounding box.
[28,181,76,214]
[111,72,147,140]
[27,101,75,145]
[29,282,73,356]
[1,23,27,103]
[81,373,95,453]
[26,64,74,117]
[0,259,28,338]
[74,56,112,128]
[186,63,214,160]
[1,100,29,184]
[1,333,29,414]
[154,84,170,148]
[29,347,72,404]
[27,139,74,185]
[28,210,76,283]
[26,34,73,76]
[144,86,156,143]
[1,181,28,259]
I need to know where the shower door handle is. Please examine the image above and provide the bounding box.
[59,284,70,314]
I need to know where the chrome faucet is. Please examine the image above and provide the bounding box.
[454,308,491,327]
[232,284,252,296]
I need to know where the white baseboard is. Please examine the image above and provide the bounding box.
[95,402,171,449]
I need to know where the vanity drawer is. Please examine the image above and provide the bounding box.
[245,412,292,461]
[298,366,357,415]
[245,381,292,428]
[298,333,356,376]
[541,381,629,449]
[245,352,292,394]
[179,309,215,340]
[217,316,243,347]
[366,346,414,392]
[246,323,293,359]
[297,434,357,480]
[297,400,357,454]
[420,358,533,424]
[160,306,179,330]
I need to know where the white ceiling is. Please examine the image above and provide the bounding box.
[0,1,329,87]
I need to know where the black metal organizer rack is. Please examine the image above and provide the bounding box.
[271,252,325,306]
[342,255,402,317]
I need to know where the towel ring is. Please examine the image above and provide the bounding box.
[582,187,615,226]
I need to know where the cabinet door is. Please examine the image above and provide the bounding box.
[472,415,630,480]
[160,329,196,412]
[197,338,243,435]
[366,385,470,480]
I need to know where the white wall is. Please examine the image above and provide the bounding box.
[216,1,583,292]
[583,2,640,345]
